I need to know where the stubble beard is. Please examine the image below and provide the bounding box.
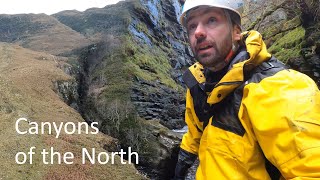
[195,34,233,70]
[196,41,222,68]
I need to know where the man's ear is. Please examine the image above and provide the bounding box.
[233,25,241,41]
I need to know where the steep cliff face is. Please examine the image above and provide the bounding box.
[243,0,320,86]
[53,0,190,178]
[290,0,320,85]
[128,0,189,129]
[243,0,303,62]
[54,0,190,129]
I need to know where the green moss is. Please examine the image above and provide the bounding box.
[273,47,301,63]
[120,35,181,90]
[268,26,305,63]
[102,83,131,101]
[261,15,301,39]
[283,16,301,30]
[87,34,184,146]
[126,61,155,81]
[269,26,305,50]
[136,22,149,34]
[271,33,285,42]
[87,41,133,103]
[167,31,174,38]
[262,24,280,39]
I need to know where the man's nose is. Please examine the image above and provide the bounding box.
[194,23,206,40]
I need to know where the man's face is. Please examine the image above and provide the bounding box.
[186,7,236,71]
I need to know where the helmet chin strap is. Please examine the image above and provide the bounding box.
[208,42,238,72]
[224,42,239,64]
[223,9,239,65]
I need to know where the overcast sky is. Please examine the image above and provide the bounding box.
[0,0,123,15]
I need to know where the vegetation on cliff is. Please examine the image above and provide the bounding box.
[0,43,144,179]
[243,0,319,87]
[268,26,305,63]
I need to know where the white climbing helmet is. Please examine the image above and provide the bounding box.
[180,0,243,28]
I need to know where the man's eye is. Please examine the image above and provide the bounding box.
[208,17,217,24]
[188,23,197,31]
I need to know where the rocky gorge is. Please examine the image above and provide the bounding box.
[53,0,190,178]
[243,0,320,86]
[0,0,319,179]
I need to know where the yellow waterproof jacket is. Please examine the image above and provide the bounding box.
[181,30,320,179]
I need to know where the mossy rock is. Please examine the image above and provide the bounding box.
[268,26,305,63]
[283,16,301,31]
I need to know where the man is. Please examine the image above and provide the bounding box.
[174,0,320,179]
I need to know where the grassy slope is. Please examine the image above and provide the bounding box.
[23,15,92,56]
[0,43,144,180]
[0,14,92,55]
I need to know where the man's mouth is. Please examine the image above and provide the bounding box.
[199,44,213,50]
[196,43,214,53]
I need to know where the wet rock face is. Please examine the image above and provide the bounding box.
[131,79,185,129]
[128,0,193,129]
[53,79,79,110]
[299,0,320,25]
[132,0,193,76]
[140,120,182,179]
[291,0,320,87]
[255,8,287,32]
[243,0,320,87]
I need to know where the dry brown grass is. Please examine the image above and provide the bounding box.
[14,14,92,55]
[0,43,145,180]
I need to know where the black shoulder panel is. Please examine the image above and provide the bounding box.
[247,57,288,84]
[210,93,246,136]
[183,68,213,127]
[189,84,213,125]
[182,69,198,89]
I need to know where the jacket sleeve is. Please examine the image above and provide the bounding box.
[180,89,202,155]
[241,69,320,179]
